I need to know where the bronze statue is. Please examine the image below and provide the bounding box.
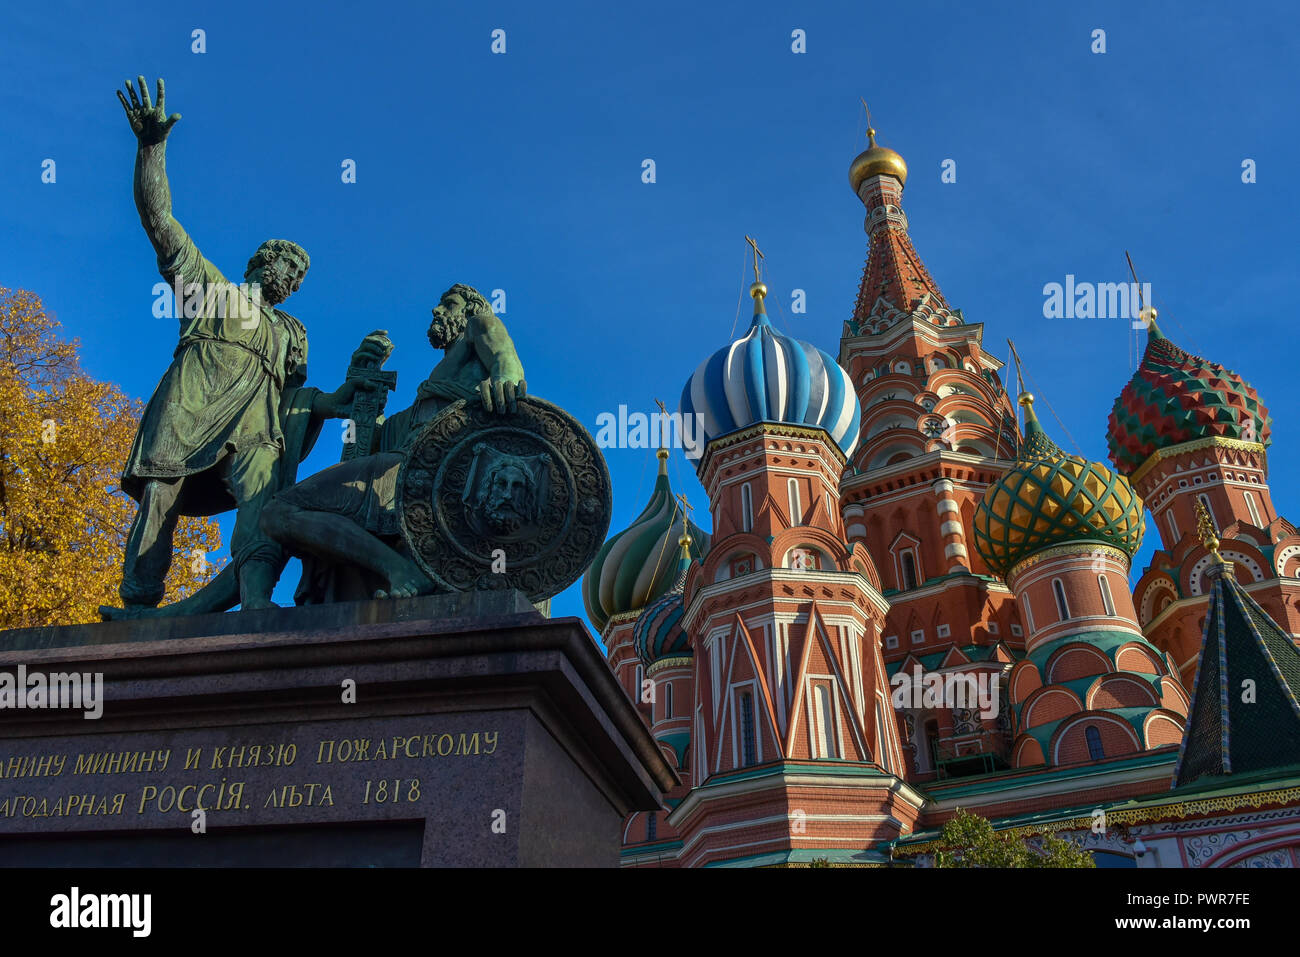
[107,76,386,614]
[260,284,527,602]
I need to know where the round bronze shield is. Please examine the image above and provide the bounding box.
[397,396,612,602]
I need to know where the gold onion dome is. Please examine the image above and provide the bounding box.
[972,394,1144,579]
[849,127,908,191]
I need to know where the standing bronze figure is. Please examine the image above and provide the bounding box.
[109,76,383,613]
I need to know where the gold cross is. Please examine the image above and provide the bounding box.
[745,235,764,285]
[861,97,876,146]
[1195,500,1221,561]
[1125,250,1146,312]
[1007,338,1027,393]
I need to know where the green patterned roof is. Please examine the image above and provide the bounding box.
[973,399,1144,579]
[1173,561,1300,788]
[1107,323,1272,476]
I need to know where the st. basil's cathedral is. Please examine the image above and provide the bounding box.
[581,120,1300,867]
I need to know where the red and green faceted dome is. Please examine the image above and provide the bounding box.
[974,403,1144,579]
[1107,326,1271,476]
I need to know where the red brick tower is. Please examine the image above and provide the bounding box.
[973,391,1189,769]
[671,268,923,866]
[836,124,1025,779]
[1108,312,1300,685]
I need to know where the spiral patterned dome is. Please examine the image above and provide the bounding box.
[680,286,860,465]
[1107,322,1272,476]
[632,545,692,666]
[974,398,1144,579]
[582,451,709,635]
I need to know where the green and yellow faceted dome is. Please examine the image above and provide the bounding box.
[973,396,1144,580]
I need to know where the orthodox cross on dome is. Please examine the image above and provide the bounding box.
[673,491,696,555]
[1006,338,1029,397]
[860,96,877,146]
[745,234,764,285]
[654,397,670,456]
[1195,499,1222,563]
[1125,250,1159,331]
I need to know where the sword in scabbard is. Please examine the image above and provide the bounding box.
[341,361,397,462]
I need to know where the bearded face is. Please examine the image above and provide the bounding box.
[482,465,530,534]
[246,248,307,306]
[428,291,470,350]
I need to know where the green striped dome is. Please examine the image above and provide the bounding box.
[582,451,709,634]
[973,398,1143,579]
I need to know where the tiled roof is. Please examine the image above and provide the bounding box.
[1172,563,1300,788]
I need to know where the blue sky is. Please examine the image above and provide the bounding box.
[2,0,1296,626]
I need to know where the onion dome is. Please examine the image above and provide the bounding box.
[633,534,694,666]
[849,126,908,191]
[680,282,860,464]
[582,449,709,634]
[973,394,1144,579]
[1107,313,1272,476]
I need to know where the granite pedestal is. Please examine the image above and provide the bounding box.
[0,592,674,867]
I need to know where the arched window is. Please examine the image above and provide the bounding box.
[1023,598,1035,633]
[1085,725,1105,761]
[739,692,757,766]
[814,684,838,759]
[634,664,644,704]
[740,483,754,532]
[1244,490,1262,526]
[791,547,819,571]
[665,682,673,718]
[695,714,705,776]
[875,700,892,773]
[646,813,657,842]
[1098,575,1116,616]
[901,550,919,590]
[923,718,939,769]
[1052,579,1071,620]
[728,553,755,578]
[788,479,802,526]
[1167,510,1179,542]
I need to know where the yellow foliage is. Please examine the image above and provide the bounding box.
[0,288,222,628]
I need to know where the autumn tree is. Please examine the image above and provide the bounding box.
[0,287,221,628]
[931,808,1096,868]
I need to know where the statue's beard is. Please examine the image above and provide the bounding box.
[428,311,468,350]
[257,271,294,306]
[485,503,524,534]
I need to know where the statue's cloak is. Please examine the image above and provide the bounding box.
[121,236,310,516]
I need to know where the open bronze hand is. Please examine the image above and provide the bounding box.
[116,76,181,146]
[479,375,526,414]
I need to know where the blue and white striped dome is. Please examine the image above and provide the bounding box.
[680,290,860,463]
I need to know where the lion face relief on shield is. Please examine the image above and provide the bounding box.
[462,443,552,540]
